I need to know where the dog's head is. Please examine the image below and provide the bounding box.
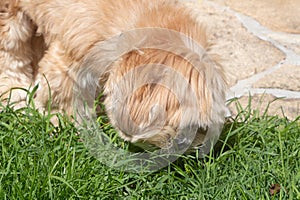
[75,1,228,152]
[98,28,227,151]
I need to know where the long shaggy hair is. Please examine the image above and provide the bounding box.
[17,0,227,151]
[0,0,35,105]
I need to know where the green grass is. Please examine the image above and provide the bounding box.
[0,95,299,199]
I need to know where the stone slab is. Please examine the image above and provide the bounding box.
[228,94,300,120]
[192,2,285,86]
[254,65,300,91]
[224,0,300,34]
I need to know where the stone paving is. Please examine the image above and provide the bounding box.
[189,0,300,119]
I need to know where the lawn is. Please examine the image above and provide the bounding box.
[0,96,299,199]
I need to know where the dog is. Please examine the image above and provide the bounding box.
[18,0,227,152]
[0,0,36,106]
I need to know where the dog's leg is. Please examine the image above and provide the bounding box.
[0,0,35,107]
[34,41,77,121]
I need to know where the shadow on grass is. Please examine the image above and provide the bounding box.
[171,95,300,171]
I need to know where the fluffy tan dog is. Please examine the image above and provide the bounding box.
[19,0,227,152]
[0,0,35,105]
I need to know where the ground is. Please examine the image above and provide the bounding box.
[192,0,300,119]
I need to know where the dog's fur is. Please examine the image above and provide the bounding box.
[0,0,34,105]
[0,0,44,107]
[10,0,227,150]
